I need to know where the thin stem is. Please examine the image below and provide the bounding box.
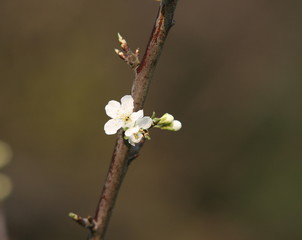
[89,1,178,239]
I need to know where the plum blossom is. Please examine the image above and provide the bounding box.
[104,95,151,136]
[124,117,153,146]
[104,95,182,146]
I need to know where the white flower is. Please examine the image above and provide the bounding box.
[124,117,153,146]
[104,95,147,135]
[104,95,181,145]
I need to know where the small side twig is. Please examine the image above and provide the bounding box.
[114,33,140,69]
[72,1,179,239]
[69,213,96,231]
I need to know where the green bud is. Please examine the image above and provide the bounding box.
[69,212,79,220]
[158,113,174,125]
[160,120,182,131]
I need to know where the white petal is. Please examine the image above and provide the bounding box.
[130,110,144,122]
[128,139,136,146]
[133,132,143,142]
[124,119,136,129]
[104,119,123,135]
[120,95,134,115]
[125,126,140,137]
[136,117,152,129]
[127,132,143,146]
[105,100,120,119]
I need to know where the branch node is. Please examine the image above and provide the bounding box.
[114,33,140,69]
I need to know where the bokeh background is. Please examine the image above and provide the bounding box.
[1,0,302,239]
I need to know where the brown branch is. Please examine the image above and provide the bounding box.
[132,0,178,111]
[88,1,178,239]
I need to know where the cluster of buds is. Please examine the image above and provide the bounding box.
[114,33,140,69]
[152,113,182,131]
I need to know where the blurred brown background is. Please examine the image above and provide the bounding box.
[1,0,302,239]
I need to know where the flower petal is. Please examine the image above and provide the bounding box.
[130,110,144,122]
[136,117,152,129]
[104,119,123,135]
[127,132,143,146]
[128,140,136,146]
[125,126,140,137]
[105,100,121,118]
[120,95,134,115]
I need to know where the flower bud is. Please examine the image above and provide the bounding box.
[160,120,182,131]
[158,113,174,125]
[171,120,182,131]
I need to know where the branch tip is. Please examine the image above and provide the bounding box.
[69,212,96,230]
